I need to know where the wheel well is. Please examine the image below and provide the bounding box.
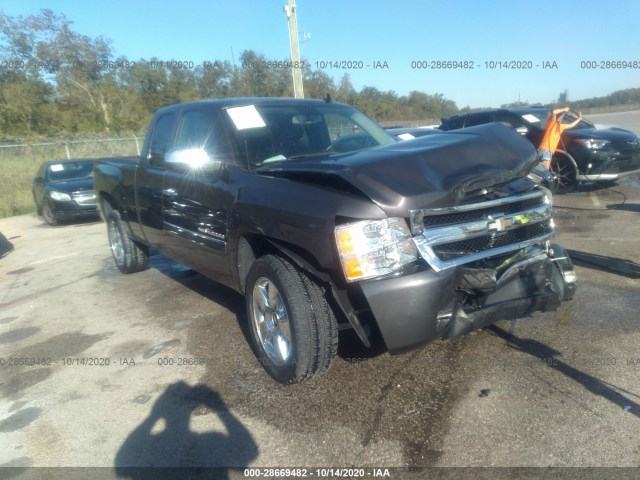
[553,150,579,173]
[236,234,373,348]
[99,193,115,220]
[236,235,327,295]
[237,235,284,294]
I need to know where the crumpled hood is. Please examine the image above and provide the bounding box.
[258,123,539,218]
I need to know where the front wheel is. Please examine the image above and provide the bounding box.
[245,255,338,384]
[550,155,577,194]
[107,210,148,273]
[41,203,58,226]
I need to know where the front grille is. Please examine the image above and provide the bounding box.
[423,196,544,228]
[606,155,640,174]
[72,190,97,206]
[433,220,554,261]
[611,140,640,153]
[411,188,554,271]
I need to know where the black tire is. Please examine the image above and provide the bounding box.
[107,210,148,274]
[32,192,42,216]
[41,203,59,226]
[245,254,338,384]
[550,154,577,194]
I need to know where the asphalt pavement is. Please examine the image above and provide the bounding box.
[0,170,639,478]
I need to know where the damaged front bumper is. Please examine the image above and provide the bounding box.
[360,243,576,353]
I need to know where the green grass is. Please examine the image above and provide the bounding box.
[0,138,140,219]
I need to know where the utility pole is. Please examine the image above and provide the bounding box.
[284,0,304,98]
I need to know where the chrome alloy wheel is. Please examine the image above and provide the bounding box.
[108,219,125,266]
[551,155,577,193]
[252,277,292,366]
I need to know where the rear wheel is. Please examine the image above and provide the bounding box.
[550,154,577,194]
[245,255,338,384]
[107,210,148,273]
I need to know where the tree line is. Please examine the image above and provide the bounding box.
[565,88,640,111]
[0,9,457,141]
[2,10,638,141]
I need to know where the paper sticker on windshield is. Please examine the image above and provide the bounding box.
[521,114,540,123]
[226,105,266,130]
[50,164,64,172]
[397,133,415,140]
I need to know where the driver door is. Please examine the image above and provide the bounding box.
[161,107,235,280]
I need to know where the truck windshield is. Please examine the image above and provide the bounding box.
[225,103,395,167]
[46,161,94,182]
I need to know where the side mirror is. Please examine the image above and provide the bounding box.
[165,148,222,176]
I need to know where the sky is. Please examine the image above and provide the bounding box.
[2,0,640,109]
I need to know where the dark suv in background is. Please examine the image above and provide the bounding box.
[440,107,640,192]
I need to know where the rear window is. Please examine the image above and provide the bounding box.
[464,112,493,127]
[441,117,465,131]
[148,112,177,164]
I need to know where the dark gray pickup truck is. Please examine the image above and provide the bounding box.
[94,97,576,384]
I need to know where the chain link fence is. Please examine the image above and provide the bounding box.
[0,136,142,219]
[0,121,442,219]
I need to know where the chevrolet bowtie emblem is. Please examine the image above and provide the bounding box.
[487,214,513,232]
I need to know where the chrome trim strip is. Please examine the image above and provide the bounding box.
[576,168,640,181]
[411,187,555,272]
[72,190,97,205]
[414,231,555,272]
[409,187,550,234]
[421,204,552,246]
[419,188,546,214]
[163,221,226,247]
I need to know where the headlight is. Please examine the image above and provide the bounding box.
[335,217,418,282]
[575,138,609,150]
[49,191,72,201]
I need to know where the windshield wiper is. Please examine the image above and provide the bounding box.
[287,151,332,160]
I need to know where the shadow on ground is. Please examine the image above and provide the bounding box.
[488,325,640,419]
[114,382,258,479]
[607,202,640,213]
[567,249,640,279]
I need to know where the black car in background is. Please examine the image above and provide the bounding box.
[440,107,640,192]
[32,159,99,225]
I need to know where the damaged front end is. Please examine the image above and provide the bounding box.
[359,186,576,353]
[443,243,576,339]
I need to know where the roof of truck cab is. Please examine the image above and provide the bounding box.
[155,97,345,113]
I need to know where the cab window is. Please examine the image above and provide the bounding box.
[148,113,177,166]
[464,113,492,127]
